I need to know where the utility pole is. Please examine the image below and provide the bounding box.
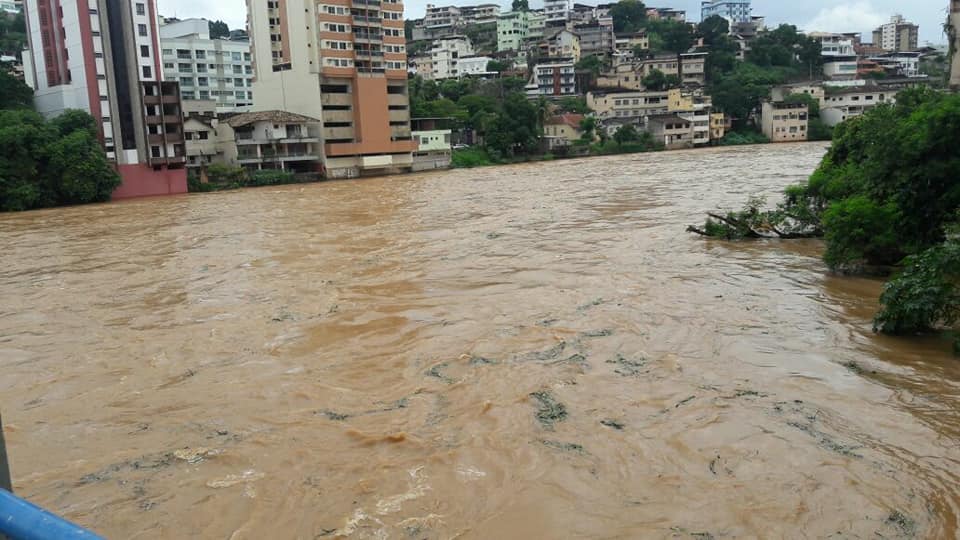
[951,0,960,89]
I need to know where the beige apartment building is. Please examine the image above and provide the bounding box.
[587,89,671,119]
[247,0,416,178]
[761,101,808,142]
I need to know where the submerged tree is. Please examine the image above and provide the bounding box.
[688,87,960,353]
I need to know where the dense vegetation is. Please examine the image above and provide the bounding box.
[0,68,124,212]
[690,88,960,353]
[187,165,306,192]
[0,10,26,57]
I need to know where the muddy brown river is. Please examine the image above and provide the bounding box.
[1,143,959,539]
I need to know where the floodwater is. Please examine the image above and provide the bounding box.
[1,143,959,539]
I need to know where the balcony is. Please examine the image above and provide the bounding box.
[143,94,162,105]
[353,32,383,43]
[355,49,385,57]
[352,15,383,24]
[353,0,381,5]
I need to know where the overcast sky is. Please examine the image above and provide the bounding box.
[157,0,951,44]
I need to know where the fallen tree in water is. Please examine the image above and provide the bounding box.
[689,87,960,354]
[686,196,823,240]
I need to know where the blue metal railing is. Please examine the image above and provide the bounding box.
[0,414,104,540]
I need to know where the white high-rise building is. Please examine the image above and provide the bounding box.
[700,0,751,24]
[23,0,187,198]
[159,18,254,113]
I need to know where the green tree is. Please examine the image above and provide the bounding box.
[45,129,121,205]
[697,15,729,47]
[485,93,540,157]
[0,68,33,110]
[642,69,679,91]
[511,0,530,11]
[208,20,230,39]
[613,124,640,144]
[575,55,604,77]
[486,60,511,73]
[0,110,54,211]
[709,63,786,129]
[0,10,27,56]
[579,117,597,142]
[610,0,647,33]
[558,96,591,114]
[874,233,959,349]
[404,19,416,41]
[50,109,99,137]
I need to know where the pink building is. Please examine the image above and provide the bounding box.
[23,0,187,199]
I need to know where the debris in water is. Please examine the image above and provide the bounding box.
[675,395,696,408]
[318,410,351,421]
[884,510,916,536]
[173,447,220,464]
[733,390,768,398]
[540,440,586,454]
[530,390,568,428]
[607,353,647,377]
[521,341,568,362]
[468,355,498,366]
[577,298,605,311]
[537,318,559,327]
[582,329,613,338]
[426,362,454,383]
[376,467,430,515]
[206,470,265,489]
[486,232,503,239]
[600,419,625,430]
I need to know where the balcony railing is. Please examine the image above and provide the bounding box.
[352,15,382,23]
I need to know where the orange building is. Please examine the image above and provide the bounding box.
[247,0,416,178]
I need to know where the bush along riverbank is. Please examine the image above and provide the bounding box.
[688,87,960,354]
[187,165,318,192]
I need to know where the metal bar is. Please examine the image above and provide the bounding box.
[0,490,104,540]
[0,413,10,493]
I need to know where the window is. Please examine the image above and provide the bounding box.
[232,52,242,61]
[197,77,208,86]
[136,3,145,15]
[234,78,244,86]
[140,45,150,57]
[138,24,148,37]
[142,65,152,78]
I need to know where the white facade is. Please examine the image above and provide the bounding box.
[543,0,569,25]
[820,88,895,127]
[458,55,494,77]
[430,36,474,80]
[874,15,919,52]
[701,0,751,24]
[1,0,21,14]
[823,59,859,79]
[870,51,921,77]
[160,18,253,112]
[527,61,576,97]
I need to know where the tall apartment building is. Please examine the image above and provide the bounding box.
[951,0,960,89]
[23,0,187,198]
[430,35,474,80]
[159,18,254,112]
[247,0,415,178]
[526,60,576,96]
[700,0,751,24]
[872,15,919,52]
[497,10,546,52]
[543,0,570,26]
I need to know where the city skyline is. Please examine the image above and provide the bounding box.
[158,0,951,44]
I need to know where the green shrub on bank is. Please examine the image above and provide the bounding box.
[452,148,495,168]
[719,130,770,146]
[0,109,120,212]
[188,166,306,192]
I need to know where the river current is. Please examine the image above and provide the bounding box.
[1,143,958,538]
